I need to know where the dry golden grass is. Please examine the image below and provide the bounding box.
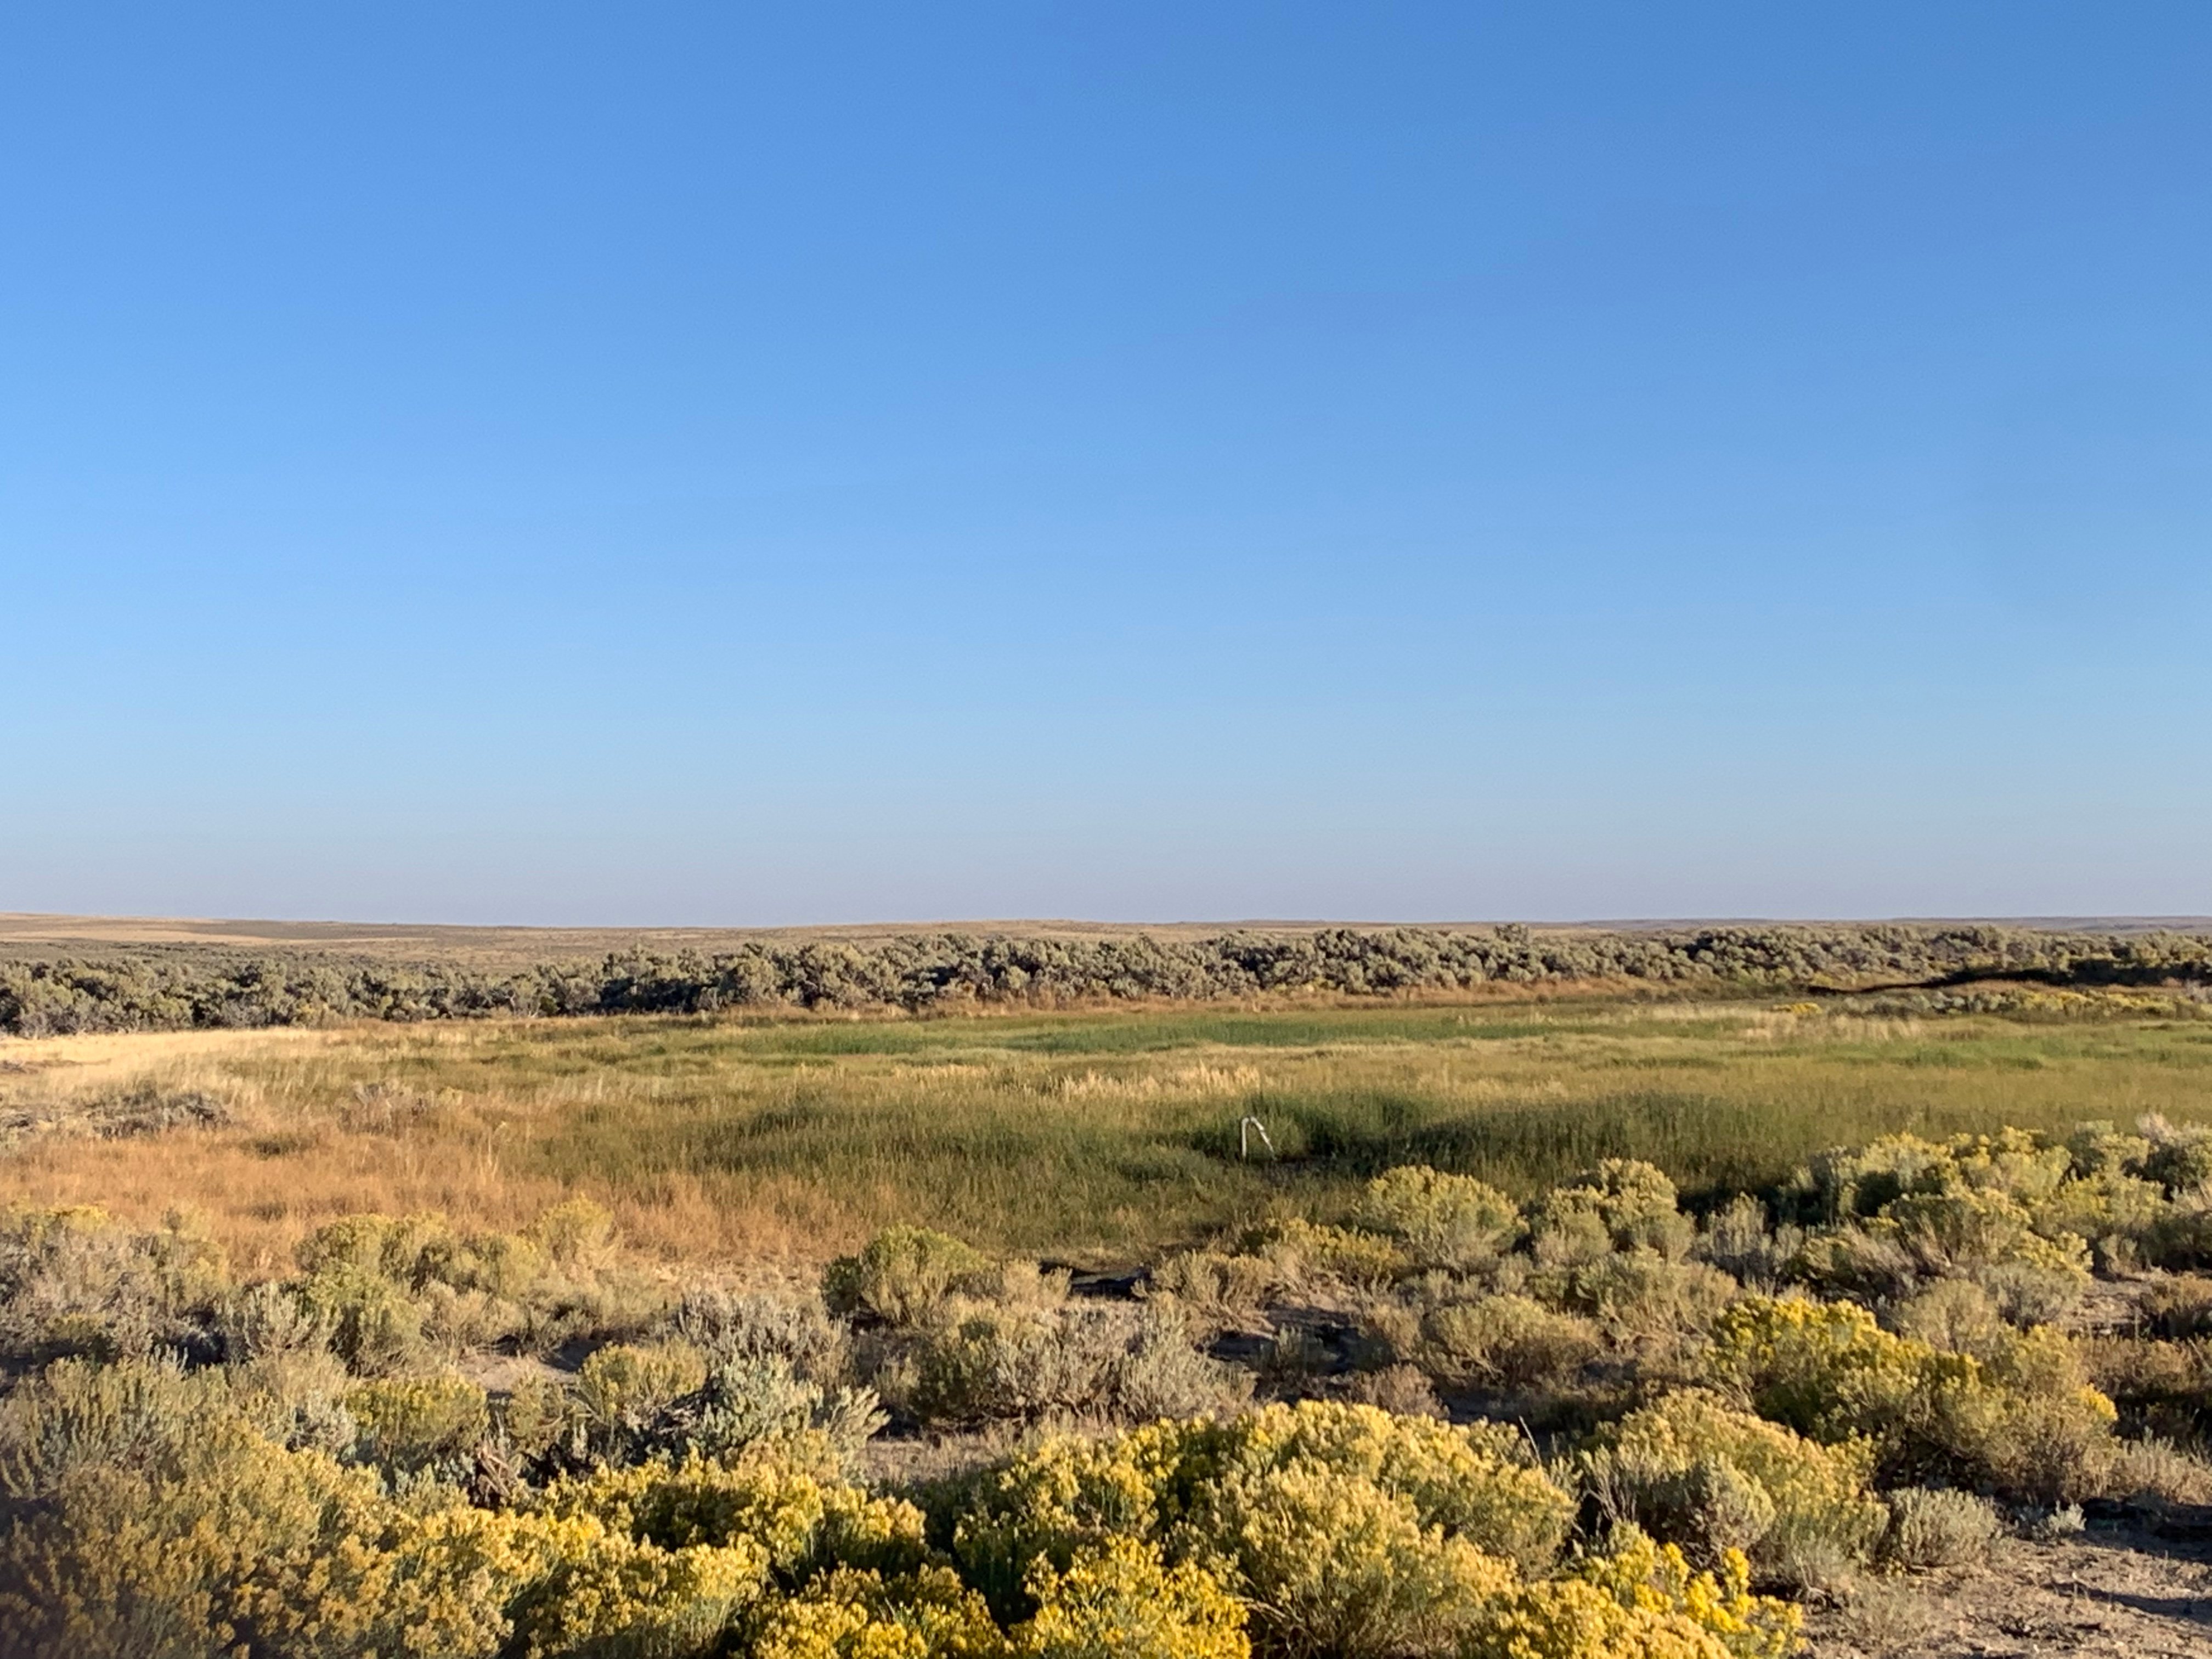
[4,995,2210,1279]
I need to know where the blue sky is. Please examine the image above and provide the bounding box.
[4,3,2208,926]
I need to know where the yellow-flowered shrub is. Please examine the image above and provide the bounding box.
[953,1418,1199,1616]
[1786,1125,2179,1302]
[579,1341,712,1426]
[1702,1296,2115,1498]
[1466,1528,1799,1659]
[1189,1458,1520,1658]
[289,1204,656,1374]
[1578,1390,1886,1586]
[953,1401,1575,1640]
[1354,1168,1522,1273]
[1014,1537,1248,1659]
[823,1227,992,1328]
[0,1355,805,1659]
[0,1381,554,1659]
[374,1504,579,1659]
[0,1434,391,1658]
[571,1340,712,1456]
[298,1259,428,1374]
[752,1565,1007,1659]
[346,1372,490,1474]
[1529,1163,1694,1266]
[1199,1402,1575,1575]
[505,1519,766,1659]
[541,1452,929,1584]
[531,1197,621,1276]
[1252,1219,1412,1289]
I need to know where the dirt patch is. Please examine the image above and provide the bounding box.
[1804,1518,2212,1657]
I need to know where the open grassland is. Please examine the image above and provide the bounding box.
[5,993,2210,1278]
[10,991,2212,1658]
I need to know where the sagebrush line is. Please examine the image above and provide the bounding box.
[5,923,2210,1037]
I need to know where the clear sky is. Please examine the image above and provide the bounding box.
[4,3,2208,927]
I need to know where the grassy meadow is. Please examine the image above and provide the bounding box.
[4,991,2210,1277]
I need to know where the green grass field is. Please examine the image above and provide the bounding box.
[10,992,2209,1271]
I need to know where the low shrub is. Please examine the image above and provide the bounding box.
[1016,1537,1248,1659]
[1144,1250,1278,1334]
[1694,1196,1797,1292]
[228,1344,360,1455]
[0,1369,575,1659]
[504,1524,765,1659]
[657,1356,886,1474]
[1830,1578,1942,1658]
[1256,1324,1329,1395]
[1353,1167,1521,1273]
[1249,1220,1410,1291]
[289,1203,656,1375]
[1344,1364,1444,1419]
[1531,1251,1738,1346]
[2139,1115,2212,1197]
[346,1373,489,1475]
[1579,1389,1887,1588]
[905,1301,1248,1427]
[297,1260,427,1374]
[2102,1434,2212,1505]
[218,1278,335,1362]
[1415,1294,1601,1391]
[572,1341,713,1461]
[1702,1296,2117,1500]
[0,1354,225,1497]
[1464,1527,1799,1659]
[538,1451,928,1587]
[1879,1487,2000,1569]
[1528,1161,1695,1266]
[2140,1275,2212,1340]
[1191,1458,1520,1658]
[951,1401,1576,1633]
[1886,1279,2010,1361]
[674,1288,852,1381]
[0,1205,227,1367]
[2078,1335,2212,1445]
[1201,1401,1576,1576]
[751,1565,1003,1659]
[822,1227,991,1328]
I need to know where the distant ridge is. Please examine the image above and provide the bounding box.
[3,910,2210,963]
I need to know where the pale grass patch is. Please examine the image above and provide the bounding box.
[1441,1075,1570,1102]
[0,1114,854,1278]
[1054,1063,1264,1101]
[0,1024,343,1092]
[1808,1015,1929,1046]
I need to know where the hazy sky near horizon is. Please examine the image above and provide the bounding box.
[4,3,2209,927]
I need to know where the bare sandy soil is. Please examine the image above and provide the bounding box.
[1805,1516,2212,1657]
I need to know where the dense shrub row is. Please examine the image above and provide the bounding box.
[6,923,2211,1035]
[8,1114,2212,1654]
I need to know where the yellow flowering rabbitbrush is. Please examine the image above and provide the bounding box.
[1703,1295,2115,1497]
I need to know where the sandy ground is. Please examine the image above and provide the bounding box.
[1804,1517,2212,1657]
